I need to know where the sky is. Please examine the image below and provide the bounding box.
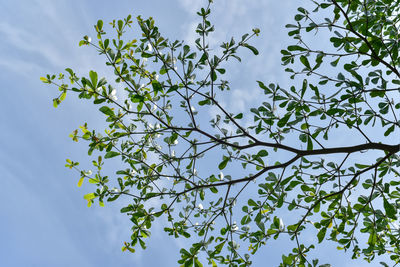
[0,0,388,266]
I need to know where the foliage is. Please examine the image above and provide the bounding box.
[42,0,400,266]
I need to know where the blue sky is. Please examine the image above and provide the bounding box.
[0,0,387,266]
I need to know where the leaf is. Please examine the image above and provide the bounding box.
[117,19,123,31]
[368,232,376,246]
[384,198,397,219]
[99,106,115,117]
[211,70,217,81]
[234,113,243,119]
[299,133,307,143]
[59,91,67,101]
[105,151,120,159]
[384,125,395,137]
[307,136,313,150]
[359,43,369,53]
[152,80,163,92]
[40,77,48,83]
[248,199,257,206]
[218,157,229,170]
[167,85,178,93]
[194,258,203,267]
[53,99,59,108]
[301,79,307,98]
[241,215,251,225]
[94,99,106,104]
[77,177,84,187]
[257,149,268,157]
[287,45,307,52]
[131,94,145,103]
[277,113,291,128]
[369,90,385,98]
[317,227,326,243]
[214,242,225,254]
[242,43,259,55]
[84,193,96,200]
[300,55,310,69]
[89,70,98,88]
[97,20,103,31]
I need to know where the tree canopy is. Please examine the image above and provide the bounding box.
[42,0,400,266]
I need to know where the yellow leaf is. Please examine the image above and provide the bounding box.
[79,125,89,134]
[87,199,92,207]
[84,193,96,200]
[77,177,84,187]
[89,178,99,184]
[59,91,67,101]
[328,220,333,228]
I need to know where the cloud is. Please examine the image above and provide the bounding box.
[177,0,204,14]
[0,21,65,69]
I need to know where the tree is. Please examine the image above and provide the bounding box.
[42,0,400,266]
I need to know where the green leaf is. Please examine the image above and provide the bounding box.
[167,85,178,93]
[287,45,307,52]
[152,80,163,92]
[300,55,310,69]
[218,157,229,170]
[89,71,98,89]
[299,133,307,143]
[257,149,268,157]
[234,113,243,119]
[214,242,225,254]
[117,19,123,31]
[369,90,385,98]
[384,125,395,137]
[277,113,291,128]
[384,198,397,219]
[248,199,257,206]
[211,70,217,81]
[99,106,115,117]
[368,232,376,246]
[97,20,103,31]
[194,258,203,267]
[105,151,120,159]
[301,79,307,98]
[359,43,369,53]
[307,136,313,150]
[131,94,145,103]
[243,43,259,55]
[216,68,225,74]
[317,227,326,243]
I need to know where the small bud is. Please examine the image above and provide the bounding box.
[252,28,260,36]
